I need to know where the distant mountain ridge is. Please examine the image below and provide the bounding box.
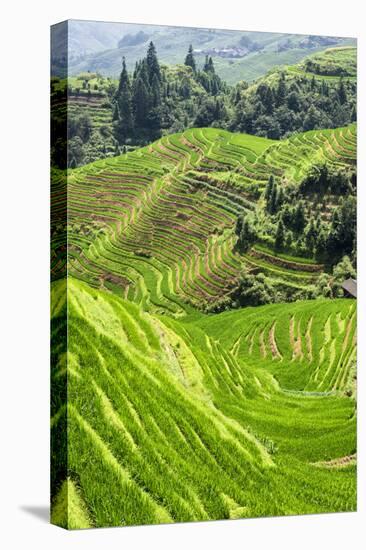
[63,20,356,84]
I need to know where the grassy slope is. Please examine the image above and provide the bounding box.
[51,278,356,528]
[51,45,357,524]
[51,124,356,314]
[214,41,355,84]
[257,46,356,86]
[292,46,357,79]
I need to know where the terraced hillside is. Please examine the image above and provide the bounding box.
[253,46,356,86]
[295,46,357,79]
[51,278,356,528]
[198,299,356,394]
[51,24,357,530]
[51,124,356,314]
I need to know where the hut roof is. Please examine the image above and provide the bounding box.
[341,278,357,298]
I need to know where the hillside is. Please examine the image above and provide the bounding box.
[51,45,357,169]
[50,20,357,531]
[51,278,356,528]
[63,20,355,84]
[51,125,356,314]
[294,46,357,78]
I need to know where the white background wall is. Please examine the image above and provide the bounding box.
[0,0,365,548]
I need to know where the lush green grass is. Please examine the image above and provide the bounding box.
[51,278,356,528]
[51,117,357,529]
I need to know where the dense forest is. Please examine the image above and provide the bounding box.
[115,42,356,141]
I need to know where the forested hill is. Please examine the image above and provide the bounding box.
[51,45,357,169]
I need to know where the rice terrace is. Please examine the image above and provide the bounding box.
[51,20,357,529]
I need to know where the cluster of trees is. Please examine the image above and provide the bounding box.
[234,212,258,252]
[231,272,279,307]
[316,255,356,299]
[113,43,162,143]
[230,73,356,139]
[68,113,92,142]
[56,44,357,168]
[271,180,356,262]
[304,59,353,77]
[299,162,356,195]
[232,155,356,287]
[225,251,356,310]
[113,42,226,145]
[234,165,356,267]
[67,111,118,167]
[112,44,358,147]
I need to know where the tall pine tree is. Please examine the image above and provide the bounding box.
[276,73,287,106]
[275,219,285,250]
[184,45,196,73]
[132,77,150,127]
[146,41,161,84]
[116,58,134,138]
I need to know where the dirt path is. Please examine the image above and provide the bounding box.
[313,453,356,469]
[269,322,282,360]
[290,316,303,361]
[259,329,267,358]
[305,317,313,362]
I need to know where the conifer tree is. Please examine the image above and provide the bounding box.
[275,219,285,250]
[235,215,244,237]
[132,77,150,127]
[138,58,151,87]
[234,87,242,104]
[117,57,129,95]
[305,218,318,252]
[276,187,285,210]
[184,45,196,73]
[321,80,329,96]
[151,73,161,107]
[211,77,219,95]
[264,87,274,114]
[146,41,161,84]
[112,103,119,122]
[268,182,278,214]
[338,78,347,105]
[276,73,287,106]
[115,57,134,140]
[203,55,210,72]
[235,214,257,251]
[294,201,306,233]
[315,226,328,258]
[265,175,274,204]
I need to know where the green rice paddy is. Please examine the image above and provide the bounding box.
[51,123,357,528]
